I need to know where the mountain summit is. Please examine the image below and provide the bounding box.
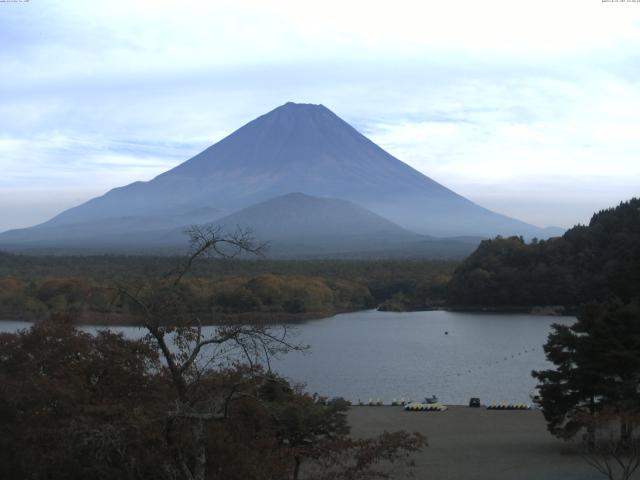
[1,102,561,252]
[44,101,468,232]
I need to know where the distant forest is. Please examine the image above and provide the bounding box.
[447,198,640,309]
[0,255,454,324]
[1,198,638,323]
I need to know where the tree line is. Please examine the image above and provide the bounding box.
[0,274,374,324]
[447,198,640,310]
[0,254,454,324]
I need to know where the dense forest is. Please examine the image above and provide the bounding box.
[0,254,454,324]
[447,198,640,310]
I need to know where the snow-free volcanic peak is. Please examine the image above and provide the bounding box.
[0,102,562,250]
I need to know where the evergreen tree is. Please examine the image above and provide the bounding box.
[533,300,640,440]
[448,197,640,308]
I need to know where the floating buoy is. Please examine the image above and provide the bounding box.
[404,402,447,412]
[487,403,532,410]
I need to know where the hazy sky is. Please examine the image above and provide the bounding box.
[1,0,639,231]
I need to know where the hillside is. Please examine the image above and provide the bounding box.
[447,198,640,308]
[212,192,417,241]
[208,193,484,258]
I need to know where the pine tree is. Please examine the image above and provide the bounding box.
[533,299,640,440]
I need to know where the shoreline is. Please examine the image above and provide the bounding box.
[444,304,578,316]
[0,304,577,327]
[0,307,364,327]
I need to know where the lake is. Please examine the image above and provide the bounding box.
[0,310,573,405]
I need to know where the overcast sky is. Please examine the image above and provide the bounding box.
[1,0,639,231]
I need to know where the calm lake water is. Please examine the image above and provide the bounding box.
[0,310,574,405]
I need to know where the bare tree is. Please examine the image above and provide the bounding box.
[578,409,640,480]
[114,225,302,480]
[109,225,426,480]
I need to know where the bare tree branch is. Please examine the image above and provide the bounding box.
[105,223,297,480]
[169,225,268,287]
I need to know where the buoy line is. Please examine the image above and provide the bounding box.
[440,345,540,379]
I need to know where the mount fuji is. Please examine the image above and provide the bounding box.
[0,102,562,256]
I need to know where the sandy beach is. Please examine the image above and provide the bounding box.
[347,406,616,480]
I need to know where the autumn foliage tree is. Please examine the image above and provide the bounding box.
[0,317,169,479]
[0,225,426,479]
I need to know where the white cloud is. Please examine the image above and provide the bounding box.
[0,0,639,230]
[362,70,640,227]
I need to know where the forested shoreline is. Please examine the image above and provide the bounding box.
[0,254,454,325]
[447,198,640,310]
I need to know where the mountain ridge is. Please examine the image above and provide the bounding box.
[0,193,482,259]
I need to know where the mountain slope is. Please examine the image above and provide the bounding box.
[0,193,482,259]
[0,208,223,245]
[200,192,425,256]
[214,192,417,241]
[9,102,560,240]
[447,197,640,307]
